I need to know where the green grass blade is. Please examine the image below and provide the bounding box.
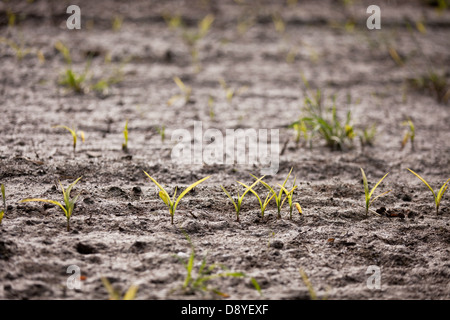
[143,171,171,202]
[159,190,171,207]
[436,178,450,205]
[360,168,369,203]
[183,249,195,289]
[220,185,238,212]
[174,176,210,211]
[236,181,262,208]
[242,175,265,198]
[1,184,5,210]
[251,277,262,296]
[369,172,389,199]
[369,189,392,206]
[123,285,139,300]
[407,169,436,199]
[20,199,68,216]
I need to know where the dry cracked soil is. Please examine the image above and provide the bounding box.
[0,0,449,300]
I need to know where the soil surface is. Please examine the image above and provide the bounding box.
[0,0,449,300]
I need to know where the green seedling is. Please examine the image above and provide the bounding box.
[408,71,450,104]
[53,125,85,154]
[279,176,299,219]
[289,119,309,146]
[55,41,90,93]
[0,36,43,62]
[407,168,450,215]
[167,77,192,106]
[358,125,377,149]
[156,125,166,142]
[236,181,275,219]
[251,168,294,219]
[299,268,317,300]
[220,176,265,222]
[272,12,286,34]
[122,120,129,151]
[401,119,415,150]
[20,177,82,231]
[219,79,248,104]
[101,277,138,300]
[91,55,127,95]
[292,90,355,150]
[361,168,390,216]
[144,172,210,224]
[164,13,214,71]
[0,184,6,225]
[112,15,123,32]
[299,268,328,300]
[176,233,260,297]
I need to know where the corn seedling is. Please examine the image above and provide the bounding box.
[220,176,265,222]
[292,90,355,150]
[0,184,6,225]
[101,277,138,300]
[112,15,123,32]
[53,125,85,154]
[0,36,42,62]
[122,120,129,151]
[237,181,275,219]
[401,119,415,151]
[272,13,286,34]
[358,125,377,149]
[176,233,260,297]
[156,125,166,142]
[167,77,192,106]
[361,168,390,216]
[20,177,82,231]
[299,268,325,300]
[407,71,449,104]
[279,176,299,219]
[144,172,210,224]
[251,168,294,219]
[164,14,214,70]
[91,56,127,95]
[219,79,248,104]
[55,41,90,93]
[407,169,450,215]
[295,203,303,215]
[289,119,309,146]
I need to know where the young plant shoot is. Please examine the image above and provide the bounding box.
[101,278,138,300]
[251,168,294,219]
[279,176,299,219]
[177,233,259,297]
[144,171,210,224]
[221,176,265,222]
[53,125,85,154]
[0,184,5,225]
[20,177,82,231]
[401,119,415,151]
[236,181,275,219]
[360,168,390,216]
[407,169,450,215]
[167,77,192,106]
[122,120,129,152]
